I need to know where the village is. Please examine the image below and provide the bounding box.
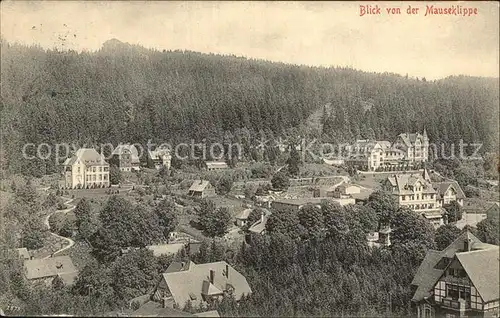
[1,2,499,316]
[2,129,498,317]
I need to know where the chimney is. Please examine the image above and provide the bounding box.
[209,269,215,284]
[225,264,229,279]
[464,238,472,252]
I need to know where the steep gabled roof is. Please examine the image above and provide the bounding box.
[112,144,140,163]
[456,248,500,302]
[485,202,499,219]
[162,261,252,308]
[434,181,466,200]
[236,209,252,220]
[386,173,436,195]
[63,148,108,166]
[411,250,443,302]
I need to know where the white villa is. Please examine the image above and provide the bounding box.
[61,148,110,189]
[344,130,429,171]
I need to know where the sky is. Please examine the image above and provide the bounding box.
[1,1,499,80]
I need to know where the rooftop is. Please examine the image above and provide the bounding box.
[433,181,466,200]
[112,144,140,163]
[162,261,252,308]
[63,148,108,167]
[188,180,211,192]
[411,231,499,303]
[236,209,252,220]
[205,161,228,168]
[24,256,78,280]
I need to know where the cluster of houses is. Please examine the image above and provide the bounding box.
[7,243,250,317]
[60,144,228,189]
[341,130,429,171]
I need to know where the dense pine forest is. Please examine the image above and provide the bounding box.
[1,39,499,176]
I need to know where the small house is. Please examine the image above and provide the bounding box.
[188,180,216,198]
[235,209,252,227]
[205,161,228,171]
[24,256,78,287]
[148,146,172,170]
[111,144,141,172]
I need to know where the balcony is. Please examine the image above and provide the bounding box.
[441,298,469,311]
[441,275,470,286]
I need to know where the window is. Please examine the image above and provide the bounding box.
[92,167,96,173]
[411,195,415,200]
[99,167,102,172]
[446,284,459,300]
[417,194,420,200]
[78,167,80,173]
[402,195,406,201]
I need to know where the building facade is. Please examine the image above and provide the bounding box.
[383,170,443,227]
[148,146,172,170]
[205,161,229,171]
[188,180,216,198]
[61,148,110,189]
[344,130,429,171]
[393,129,429,163]
[411,231,499,318]
[383,170,466,228]
[111,144,140,172]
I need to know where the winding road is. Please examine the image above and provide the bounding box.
[43,197,76,258]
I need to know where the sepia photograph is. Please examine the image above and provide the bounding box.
[0,1,499,317]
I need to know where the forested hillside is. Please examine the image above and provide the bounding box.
[1,39,498,175]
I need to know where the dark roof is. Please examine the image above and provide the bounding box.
[486,202,499,218]
[386,173,436,195]
[112,144,140,163]
[434,181,466,200]
[166,261,193,274]
[411,250,443,302]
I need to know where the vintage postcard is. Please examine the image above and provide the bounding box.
[0,1,499,317]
